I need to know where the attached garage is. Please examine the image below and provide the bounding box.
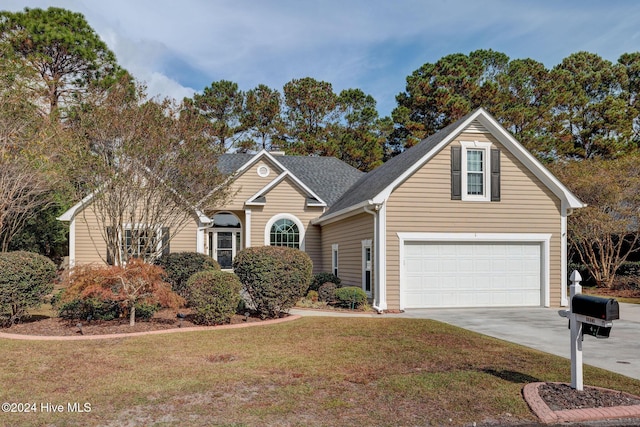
[398,233,551,309]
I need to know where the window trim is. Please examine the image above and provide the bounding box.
[362,239,372,297]
[264,214,305,250]
[120,224,163,261]
[460,141,493,202]
[332,244,339,277]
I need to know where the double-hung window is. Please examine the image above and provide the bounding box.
[123,227,160,259]
[454,141,499,202]
[332,244,339,277]
[107,225,168,265]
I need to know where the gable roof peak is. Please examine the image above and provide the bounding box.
[317,107,584,223]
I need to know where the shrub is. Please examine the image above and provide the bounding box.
[134,302,160,320]
[233,246,312,319]
[306,290,319,302]
[310,272,341,292]
[155,252,220,299]
[617,261,640,277]
[0,251,57,326]
[57,297,159,321]
[318,282,337,303]
[187,270,241,325]
[57,297,121,321]
[334,286,368,309]
[59,260,185,326]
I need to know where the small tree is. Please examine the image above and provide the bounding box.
[0,251,56,326]
[68,78,231,266]
[233,246,312,319]
[552,157,640,287]
[61,259,184,326]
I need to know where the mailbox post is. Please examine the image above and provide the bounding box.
[568,270,583,391]
[558,270,620,391]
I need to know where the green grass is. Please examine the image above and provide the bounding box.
[592,294,640,304]
[1,317,639,427]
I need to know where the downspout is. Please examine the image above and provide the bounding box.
[561,204,574,307]
[364,203,384,314]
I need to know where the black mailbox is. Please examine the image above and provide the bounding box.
[572,294,619,321]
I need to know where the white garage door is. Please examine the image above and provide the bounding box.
[402,241,542,308]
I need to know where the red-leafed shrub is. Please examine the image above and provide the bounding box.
[59,259,184,325]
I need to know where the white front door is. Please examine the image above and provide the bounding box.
[208,230,241,269]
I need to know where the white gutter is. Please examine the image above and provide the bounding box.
[311,200,374,226]
[364,202,386,313]
[561,203,582,307]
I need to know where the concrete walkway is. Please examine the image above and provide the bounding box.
[291,303,640,380]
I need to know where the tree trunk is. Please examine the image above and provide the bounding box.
[129,304,136,326]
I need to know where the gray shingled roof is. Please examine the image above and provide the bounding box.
[217,153,365,206]
[322,109,478,216]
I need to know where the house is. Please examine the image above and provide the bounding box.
[58,108,585,311]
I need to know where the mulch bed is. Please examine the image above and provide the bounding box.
[538,382,640,411]
[1,308,262,336]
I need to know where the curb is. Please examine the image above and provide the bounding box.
[523,382,640,424]
[0,314,301,341]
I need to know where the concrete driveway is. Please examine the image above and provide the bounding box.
[292,303,640,380]
[399,303,640,381]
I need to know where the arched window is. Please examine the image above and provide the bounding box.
[270,218,300,248]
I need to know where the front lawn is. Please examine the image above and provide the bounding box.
[1,317,639,426]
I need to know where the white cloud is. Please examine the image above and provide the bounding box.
[5,0,640,116]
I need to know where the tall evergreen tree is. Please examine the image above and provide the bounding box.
[0,7,122,116]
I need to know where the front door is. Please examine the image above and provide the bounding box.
[208,230,241,269]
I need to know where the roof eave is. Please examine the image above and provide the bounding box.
[312,200,375,225]
[475,112,587,210]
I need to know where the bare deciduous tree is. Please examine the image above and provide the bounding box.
[69,78,231,266]
[0,49,60,251]
[553,158,640,288]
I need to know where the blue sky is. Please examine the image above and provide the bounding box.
[4,0,640,117]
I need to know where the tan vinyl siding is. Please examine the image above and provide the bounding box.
[385,131,562,310]
[74,207,107,265]
[71,205,198,266]
[224,159,283,210]
[168,220,198,253]
[245,176,324,272]
[320,213,374,288]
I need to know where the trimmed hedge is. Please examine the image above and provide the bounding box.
[0,251,56,326]
[233,246,312,319]
[310,272,341,292]
[155,252,220,299]
[335,286,368,308]
[318,282,337,303]
[186,270,241,325]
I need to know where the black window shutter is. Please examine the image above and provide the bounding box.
[491,148,501,202]
[106,226,114,265]
[451,146,462,200]
[161,227,170,257]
